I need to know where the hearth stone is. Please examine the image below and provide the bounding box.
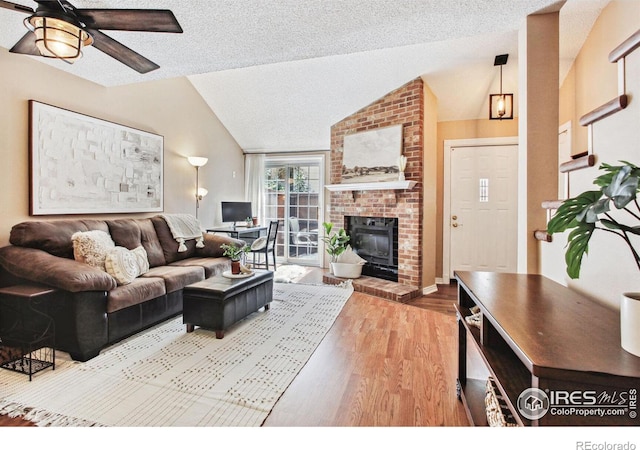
[323,272,420,303]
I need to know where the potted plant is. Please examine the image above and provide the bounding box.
[547,161,640,356]
[221,242,250,274]
[321,222,353,276]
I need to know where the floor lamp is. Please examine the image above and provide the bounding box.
[187,156,208,219]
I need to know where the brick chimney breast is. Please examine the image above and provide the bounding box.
[329,78,424,289]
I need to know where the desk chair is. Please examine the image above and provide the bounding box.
[249,220,279,270]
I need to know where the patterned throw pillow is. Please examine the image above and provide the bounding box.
[131,245,150,275]
[72,230,116,271]
[105,247,140,285]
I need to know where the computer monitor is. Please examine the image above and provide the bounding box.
[221,201,252,227]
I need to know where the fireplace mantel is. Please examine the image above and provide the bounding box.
[325,180,417,192]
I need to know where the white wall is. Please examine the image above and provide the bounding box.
[540,0,640,309]
[0,48,245,245]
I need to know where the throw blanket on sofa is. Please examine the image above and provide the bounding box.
[159,214,204,252]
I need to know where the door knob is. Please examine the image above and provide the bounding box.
[452,223,458,228]
[452,215,458,220]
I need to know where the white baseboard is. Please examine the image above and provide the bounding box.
[422,284,438,295]
[436,277,449,285]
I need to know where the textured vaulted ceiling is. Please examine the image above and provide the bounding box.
[0,0,611,152]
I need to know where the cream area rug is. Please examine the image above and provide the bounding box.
[0,282,353,427]
[273,264,313,283]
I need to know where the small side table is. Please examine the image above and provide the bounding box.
[0,284,57,381]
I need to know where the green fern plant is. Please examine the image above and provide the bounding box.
[547,161,640,279]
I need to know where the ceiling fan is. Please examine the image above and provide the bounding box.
[0,0,183,73]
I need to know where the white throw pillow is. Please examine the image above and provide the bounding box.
[105,247,140,285]
[72,230,116,271]
[251,236,268,251]
[131,245,150,275]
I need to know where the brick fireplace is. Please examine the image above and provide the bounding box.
[327,78,424,296]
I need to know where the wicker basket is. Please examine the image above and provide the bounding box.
[465,310,481,328]
[485,376,518,427]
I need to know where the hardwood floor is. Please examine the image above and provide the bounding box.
[0,270,467,427]
[264,288,467,426]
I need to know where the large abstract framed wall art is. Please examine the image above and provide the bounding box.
[29,101,164,215]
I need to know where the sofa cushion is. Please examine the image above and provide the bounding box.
[10,219,109,258]
[106,219,166,268]
[72,230,116,271]
[137,219,166,267]
[170,257,231,278]
[141,265,204,293]
[151,216,197,264]
[106,219,141,250]
[106,276,166,313]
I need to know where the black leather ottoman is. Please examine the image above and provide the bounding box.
[182,269,274,338]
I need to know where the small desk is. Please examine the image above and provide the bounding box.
[206,226,267,244]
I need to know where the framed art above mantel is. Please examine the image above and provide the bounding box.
[29,100,164,215]
[341,124,403,183]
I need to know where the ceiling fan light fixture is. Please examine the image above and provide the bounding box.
[26,15,93,62]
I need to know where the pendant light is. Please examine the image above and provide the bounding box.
[489,54,514,120]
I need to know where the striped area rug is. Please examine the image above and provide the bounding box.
[0,282,353,427]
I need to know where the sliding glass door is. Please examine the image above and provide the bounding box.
[264,156,324,266]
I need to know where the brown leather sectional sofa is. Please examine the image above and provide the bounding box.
[0,216,244,361]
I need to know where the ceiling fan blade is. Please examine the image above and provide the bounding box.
[77,9,183,33]
[89,29,159,74]
[0,0,34,13]
[9,31,40,55]
[33,0,67,11]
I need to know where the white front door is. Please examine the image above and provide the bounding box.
[449,145,518,277]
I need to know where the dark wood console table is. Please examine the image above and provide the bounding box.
[455,271,640,426]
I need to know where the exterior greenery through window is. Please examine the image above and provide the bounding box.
[263,158,323,265]
[266,167,311,192]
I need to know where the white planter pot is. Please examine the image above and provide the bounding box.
[331,262,364,279]
[620,292,640,357]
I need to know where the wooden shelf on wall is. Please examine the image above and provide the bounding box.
[559,154,595,173]
[609,28,640,62]
[541,200,564,210]
[534,230,553,242]
[579,95,628,127]
[536,200,565,242]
